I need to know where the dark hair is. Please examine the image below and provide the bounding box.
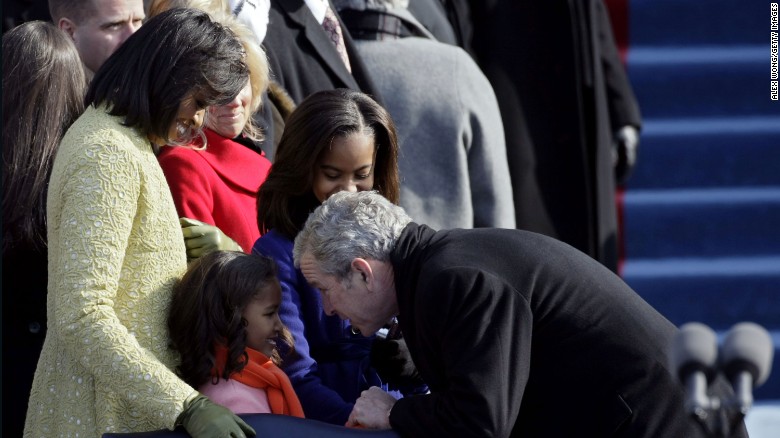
[48,0,92,23]
[85,7,249,142]
[257,88,400,239]
[2,21,86,253]
[168,251,294,387]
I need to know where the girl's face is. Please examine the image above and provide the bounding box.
[242,281,283,357]
[312,132,376,203]
[206,80,252,139]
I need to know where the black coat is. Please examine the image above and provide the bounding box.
[2,243,48,437]
[263,0,383,105]
[439,0,642,272]
[388,224,742,437]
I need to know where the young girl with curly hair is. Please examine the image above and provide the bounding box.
[168,250,304,417]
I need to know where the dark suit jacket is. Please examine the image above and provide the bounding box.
[263,0,383,105]
[387,224,743,437]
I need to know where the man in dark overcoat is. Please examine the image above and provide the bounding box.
[293,191,746,438]
[435,0,642,272]
[262,0,383,105]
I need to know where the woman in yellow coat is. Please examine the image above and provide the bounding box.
[25,8,255,438]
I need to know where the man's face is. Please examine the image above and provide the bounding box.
[61,0,145,74]
[300,252,384,336]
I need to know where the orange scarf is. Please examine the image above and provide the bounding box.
[213,344,305,418]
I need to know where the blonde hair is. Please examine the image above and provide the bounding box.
[148,0,229,19]
[148,0,269,141]
[226,12,268,141]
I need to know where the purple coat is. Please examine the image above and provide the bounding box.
[252,230,395,424]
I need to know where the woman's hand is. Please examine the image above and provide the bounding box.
[180,217,243,260]
[178,394,255,438]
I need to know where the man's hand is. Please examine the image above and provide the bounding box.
[346,386,397,429]
[180,217,242,261]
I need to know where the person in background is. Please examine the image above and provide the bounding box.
[336,0,515,230]
[153,1,273,254]
[25,8,255,437]
[48,0,145,78]
[228,0,298,157]
[405,0,458,45]
[3,0,50,33]
[2,21,87,438]
[147,0,223,16]
[148,0,296,159]
[436,0,642,273]
[168,251,304,417]
[293,191,745,437]
[260,0,383,105]
[253,89,422,425]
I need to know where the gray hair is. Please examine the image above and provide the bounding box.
[293,191,412,280]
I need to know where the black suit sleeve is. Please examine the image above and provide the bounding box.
[596,0,642,131]
[390,268,530,437]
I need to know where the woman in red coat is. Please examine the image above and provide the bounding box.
[158,16,272,254]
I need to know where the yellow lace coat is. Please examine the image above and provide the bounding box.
[24,106,195,437]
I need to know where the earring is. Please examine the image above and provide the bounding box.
[166,121,208,150]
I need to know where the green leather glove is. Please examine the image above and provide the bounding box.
[177,394,255,438]
[180,217,243,261]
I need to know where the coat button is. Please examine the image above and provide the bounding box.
[29,321,41,334]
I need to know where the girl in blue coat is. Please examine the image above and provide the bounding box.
[253,88,420,424]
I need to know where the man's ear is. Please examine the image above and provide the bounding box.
[350,258,373,287]
[58,18,77,40]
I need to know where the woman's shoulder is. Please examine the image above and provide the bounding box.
[61,105,149,155]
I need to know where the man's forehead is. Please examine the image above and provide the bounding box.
[82,0,144,21]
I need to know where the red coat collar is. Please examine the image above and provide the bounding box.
[162,129,270,193]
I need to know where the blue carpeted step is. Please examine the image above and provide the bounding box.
[624,0,780,402]
[630,0,765,47]
[625,255,780,400]
[627,116,780,190]
[624,256,780,400]
[627,46,772,118]
[624,187,780,259]
[624,256,780,331]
